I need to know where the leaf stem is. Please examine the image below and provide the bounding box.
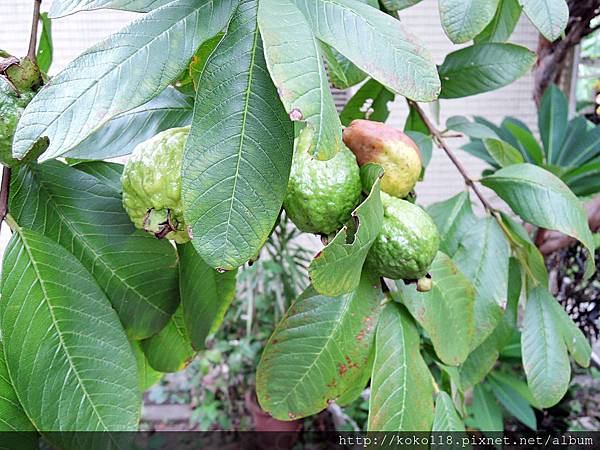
[4,213,20,233]
[27,0,42,63]
[407,100,495,213]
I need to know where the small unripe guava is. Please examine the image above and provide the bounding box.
[343,119,421,199]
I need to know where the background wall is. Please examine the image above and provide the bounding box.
[0,0,540,207]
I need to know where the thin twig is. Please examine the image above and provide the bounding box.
[0,166,12,224]
[27,0,42,63]
[407,100,495,212]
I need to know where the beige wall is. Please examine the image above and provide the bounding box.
[0,0,540,208]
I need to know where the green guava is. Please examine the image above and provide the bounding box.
[122,126,190,243]
[367,192,439,280]
[343,119,422,199]
[283,130,362,235]
[0,76,34,166]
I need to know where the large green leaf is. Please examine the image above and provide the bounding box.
[321,44,367,90]
[256,271,383,421]
[454,218,508,349]
[339,79,395,127]
[399,252,476,366]
[10,161,179,339]
[484,138,524,167]
[471,385,503,431]
[72,160,124,193]
[1,229,139,437]
[49,0,173,17]
[14,0,236,160]
[65,87,193,160]
[368,303,433,431]
[427,191,477,257]
[182,0,294,271]
[0,340,37,448]
[293,0,440,101]
[475,0,522,43]
[433,391,465,431]
[308,164,384,296]
[482,164,596,278]
[439,0,500,44]
[538,85,568,164]
[131,341,163,392]
[178,242,237,350]
[488,375,537,430]
[258,0,341,160]
[504,121,544,164]
[518,0,568,41]
[522,286,570,408]
[439,43,535,99]
[141,307,195,373]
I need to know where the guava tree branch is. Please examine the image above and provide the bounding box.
[27,0,42,63]
[0,167,11,223]
[407,100,495,212]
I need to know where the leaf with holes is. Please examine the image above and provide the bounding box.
[368,303,433,431]
[178,242,238,350]
[293,0,440,101]
[9,161,179,339]
[522,286,570,408]
[0,228,139,444]
[439,0,500,44]
[65,87,193,160]
[14,0,236,161]
[399,252,476,366]
[256,270,383,421]
[482,164,596,278]
[141,307,195,373]
[308,164,384,297]
[182,0,294,271]
[258,0,341,159]
[339,79,395,127]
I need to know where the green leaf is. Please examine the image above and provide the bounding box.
[49,0,173,17]
[490,370,540,409]
[404,104,429,135]
[189,32,226,90]
[475,0,522,43]
[484,138,524,167]
[368,303,434,431]
[64,87,193,160]
[381,0,422,11]
[561,124,600,168]
[141,307,195,373]
[454,218,509,349]
[406,131,433,168]
[0,340,37,446]
[178,242,237,350]
[321,44,367,90]
[182,0,293,271]
[36,13,53,73]
[399,252,476,366]
[131,341,163,392]
[482,164,596,278]
[439,43,535,99]
[339,79,395,127]
[256,271,383,421]
[433,391,465,431]
[518,0,568,41]
[471,385,503,431]
[539,85,568,164]
[427,191,477,256]
[72,160,123,192]
[258,0,341,160]
[308,164,384,296]
[15,0,236,160]
[504,121,544,165]
[1,228,140,435]
[546,290,592,368]
[293,0,440,101]
[10,161,179,339]
[488,376,537,430]
[446,116,499,140]
[439,0,500,44]
[522,286,570,408]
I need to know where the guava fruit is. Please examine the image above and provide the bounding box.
[283,129,362,235]
[1,56,43,92]
[367,192,439,280]
[0,76,35,166]
[343,119,421,199]
[122,126,190,243]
